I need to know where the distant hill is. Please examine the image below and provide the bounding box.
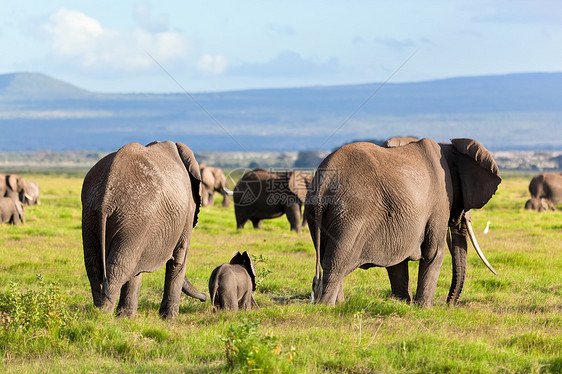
[0,72,560,151]
[0,72,91,100]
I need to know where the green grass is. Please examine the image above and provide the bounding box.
[1,172,561,373]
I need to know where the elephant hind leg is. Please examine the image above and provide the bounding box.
[414,238,446,308]
[159,235,191,319]
[386,260,412,302]
[251,218,263,229]
[285,203,301,232]
[235,210,247,229]
[218,288,238,311]
[116,274,143,317]
[318,276,344,306]
[82,222,104,308]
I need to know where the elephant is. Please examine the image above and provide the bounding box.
[306,137,501,307]
[0,197,25,225]
[200,165,232,207]
[81,141,207,319]
[0,174,25,202]
[209,251,258,311]
[233,169,312,232]
[21,180,40,205]
[524,172,562,211]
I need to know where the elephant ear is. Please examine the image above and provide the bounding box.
[451,138,502,210]
[288,171,309,204]
[175,142,201,227]
[242,251,257,291]
[230,251,257,290]
[7,174,22,192]
[200,166,214,188]
[229,252,243,264]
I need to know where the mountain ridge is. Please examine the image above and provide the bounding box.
[0,72,560,151]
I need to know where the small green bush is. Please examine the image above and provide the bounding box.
[0,274,75,332]
[221,318,295,373]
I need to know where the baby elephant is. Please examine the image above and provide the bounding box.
[0,197,25,225]
[209,251,258,311]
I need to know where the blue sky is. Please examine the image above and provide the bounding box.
[1,1,561,93]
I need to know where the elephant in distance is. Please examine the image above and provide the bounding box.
[234,169,313,232]
[209,251,258,311]
[21,180,40,205]
[0,197,25,225]
[524,172,562,211]
[81,141,207,319]
[306,138,501,307]
[200,166,233,207]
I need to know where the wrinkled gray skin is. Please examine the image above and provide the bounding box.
[234,169,312,232]
[306,137,501,307]
[200,166,230,207]
[0,197,25,225]
[81,141,207,319]
[0,174,26,202]
[524,172,562,212]
[209,251,258,311]
[21,180,40,205]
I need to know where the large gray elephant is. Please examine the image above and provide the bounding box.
[81,141,207,319]
[0,197,25,225]
[209,251,258,311]
[233,169,312,232]
[524,172,562,211]
[306,138,501,307]
[200,166,232,207]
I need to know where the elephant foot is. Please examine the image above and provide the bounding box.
[389,292,412,303]
[99,296,117,314]
[413,297,433,308]
[115,307,137,318]
[158,303,180,320]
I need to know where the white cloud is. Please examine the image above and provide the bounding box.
[229,51,338,77]
[44,8,190,70]
[133,3,168,33]
[197,54,228,75]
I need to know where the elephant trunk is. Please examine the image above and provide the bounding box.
[182,277,207,302]
[447,212,497,305]
[446,220,468,305]
[220,184,232,207]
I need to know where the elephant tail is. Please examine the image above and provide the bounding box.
[99,212,108,287]
[209,268,220,311]
[312,204,323,302]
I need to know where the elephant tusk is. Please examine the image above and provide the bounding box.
[25,194,33,200]
[224,188,234,196]
[466,219,497,275]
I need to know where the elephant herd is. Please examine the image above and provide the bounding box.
[524,172,562,212]
[76,138,559,318]
[0,173,40,225]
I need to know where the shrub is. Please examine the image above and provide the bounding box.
[221,318,295,373]
[0,274,75,332]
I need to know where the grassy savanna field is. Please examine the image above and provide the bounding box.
[0,170,561,373]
